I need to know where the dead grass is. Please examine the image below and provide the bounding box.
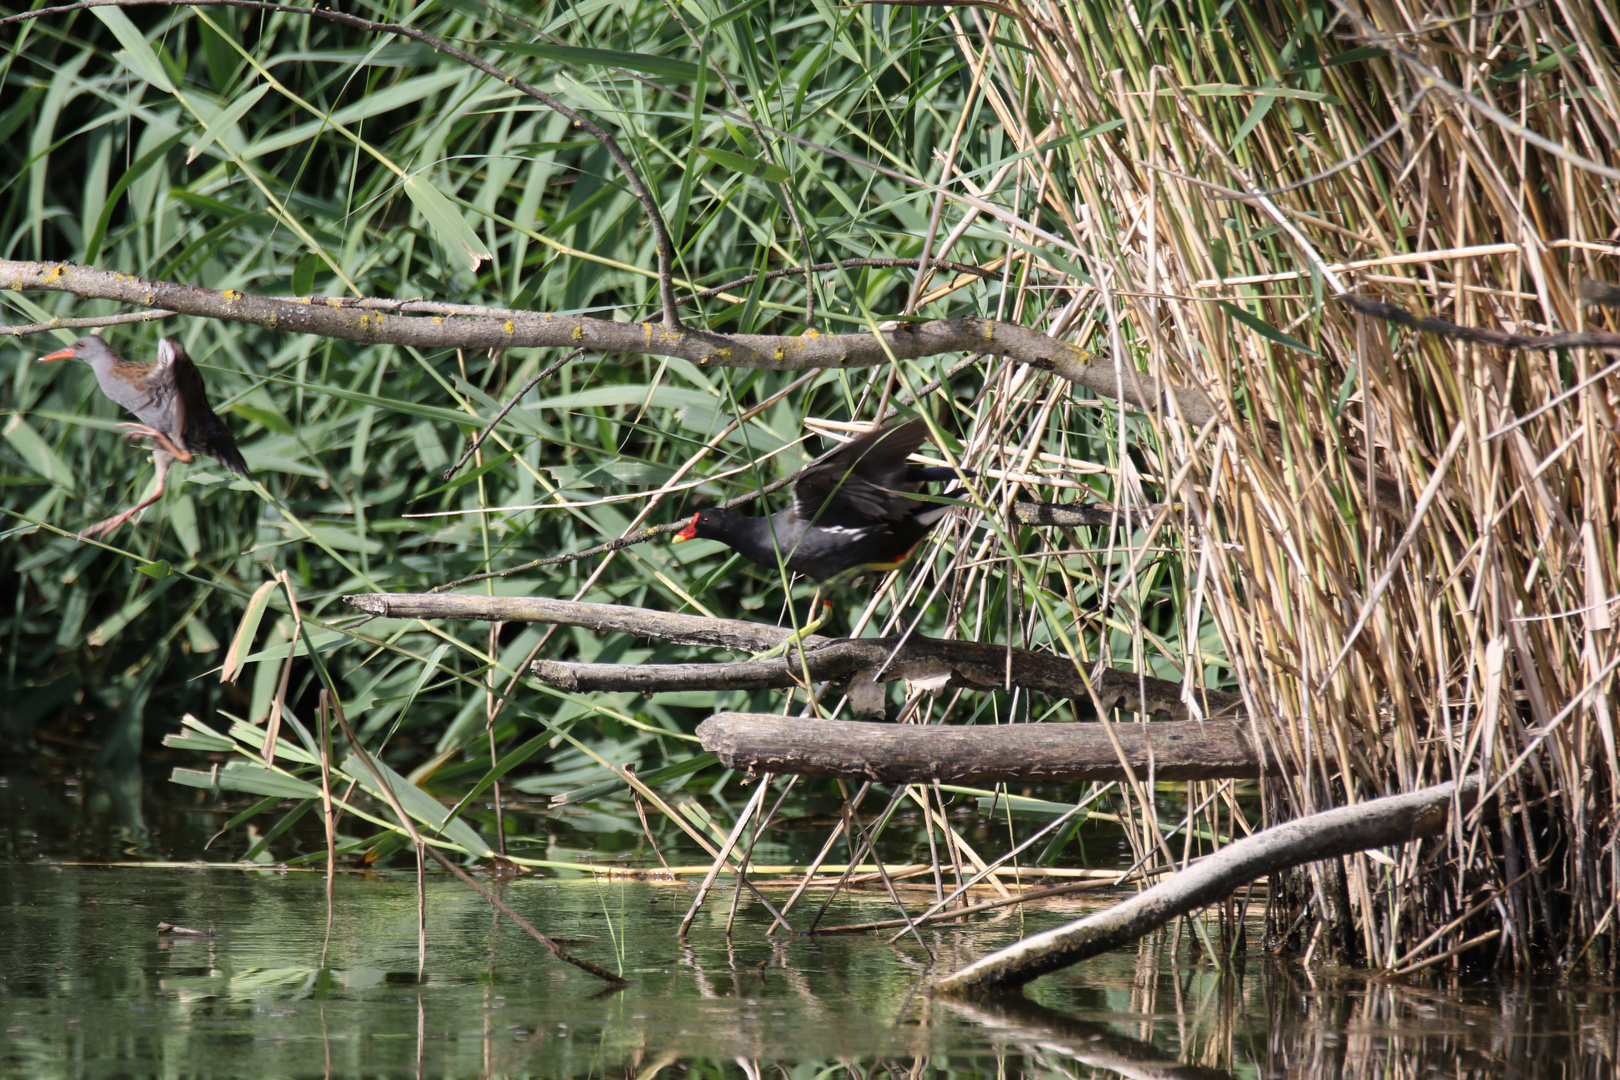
[931,0,1620,970]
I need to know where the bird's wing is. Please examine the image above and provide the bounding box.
[158,339,198,455]
[791,419,930,523]
[164,339,250,477]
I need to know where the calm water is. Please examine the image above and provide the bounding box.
[2,764,1615,1078]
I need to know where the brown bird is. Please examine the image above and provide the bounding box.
[39,336,249,538]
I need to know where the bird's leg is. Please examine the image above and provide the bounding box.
[79,452,176,539]
[118,423,194,464]
[749,589,833,662]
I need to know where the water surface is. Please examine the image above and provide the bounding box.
[2,765,1612,1078]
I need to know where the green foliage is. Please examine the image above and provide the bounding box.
[0,1,1167,810]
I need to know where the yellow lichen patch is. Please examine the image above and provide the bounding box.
[504,320,515,335]
[572,327,584,341]
[774,348,785,362]
[802,328,820,339]
[222,290,242,303]
[143,294,154,305]
[326,298,343,307]
[43,265,64,284]
[433,316,444,324]
[265,314,278,329]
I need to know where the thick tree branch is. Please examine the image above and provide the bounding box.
[342,592,1242,721]
[342,592,822,653]
[532,636,1244,722]
[931,778,1481,995]
[0,262,1216,427]
[1,0,684,326]
[694,712,1283,784]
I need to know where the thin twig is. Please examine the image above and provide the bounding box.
[1343,292,1620,351]
[443,349,580,481]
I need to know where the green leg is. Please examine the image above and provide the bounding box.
[750,588,832,661]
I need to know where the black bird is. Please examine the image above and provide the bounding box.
[671,418,970,581]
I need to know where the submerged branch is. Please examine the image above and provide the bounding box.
[931,778,1481,996]
[695,712,1282,784]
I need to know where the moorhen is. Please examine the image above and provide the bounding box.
[40,335,249,538]
[672,418,969,582]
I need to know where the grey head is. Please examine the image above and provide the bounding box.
[38,335,165,421]
[39,335,131,396]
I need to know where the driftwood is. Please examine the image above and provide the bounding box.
[345,592,1245,722]
[696,712,1291,784]
[534,638,1244,722]
[343,592,821,652]
[930,777,1479,996]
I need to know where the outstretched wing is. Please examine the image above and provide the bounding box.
[791,418,930,524]
[164,338,250,478]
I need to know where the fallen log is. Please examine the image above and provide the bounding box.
[929,777,1480,996]
[346,592,1245,723]
[695,712,1294,784]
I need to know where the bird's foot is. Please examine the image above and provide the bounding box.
[117,423,192,462]
[79,507,142,539]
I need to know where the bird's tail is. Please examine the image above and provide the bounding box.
[212,442,250,479]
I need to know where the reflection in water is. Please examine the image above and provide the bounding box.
[0,863,1614,1078]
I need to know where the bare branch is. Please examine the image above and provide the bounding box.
[695,712,1283,784]
[1343,293,1620,351]
[2,262,1214,424]
[532,636,1244,723]
[342,592,821,653]
[931,778,1482,995]
[342,592,1242,720]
